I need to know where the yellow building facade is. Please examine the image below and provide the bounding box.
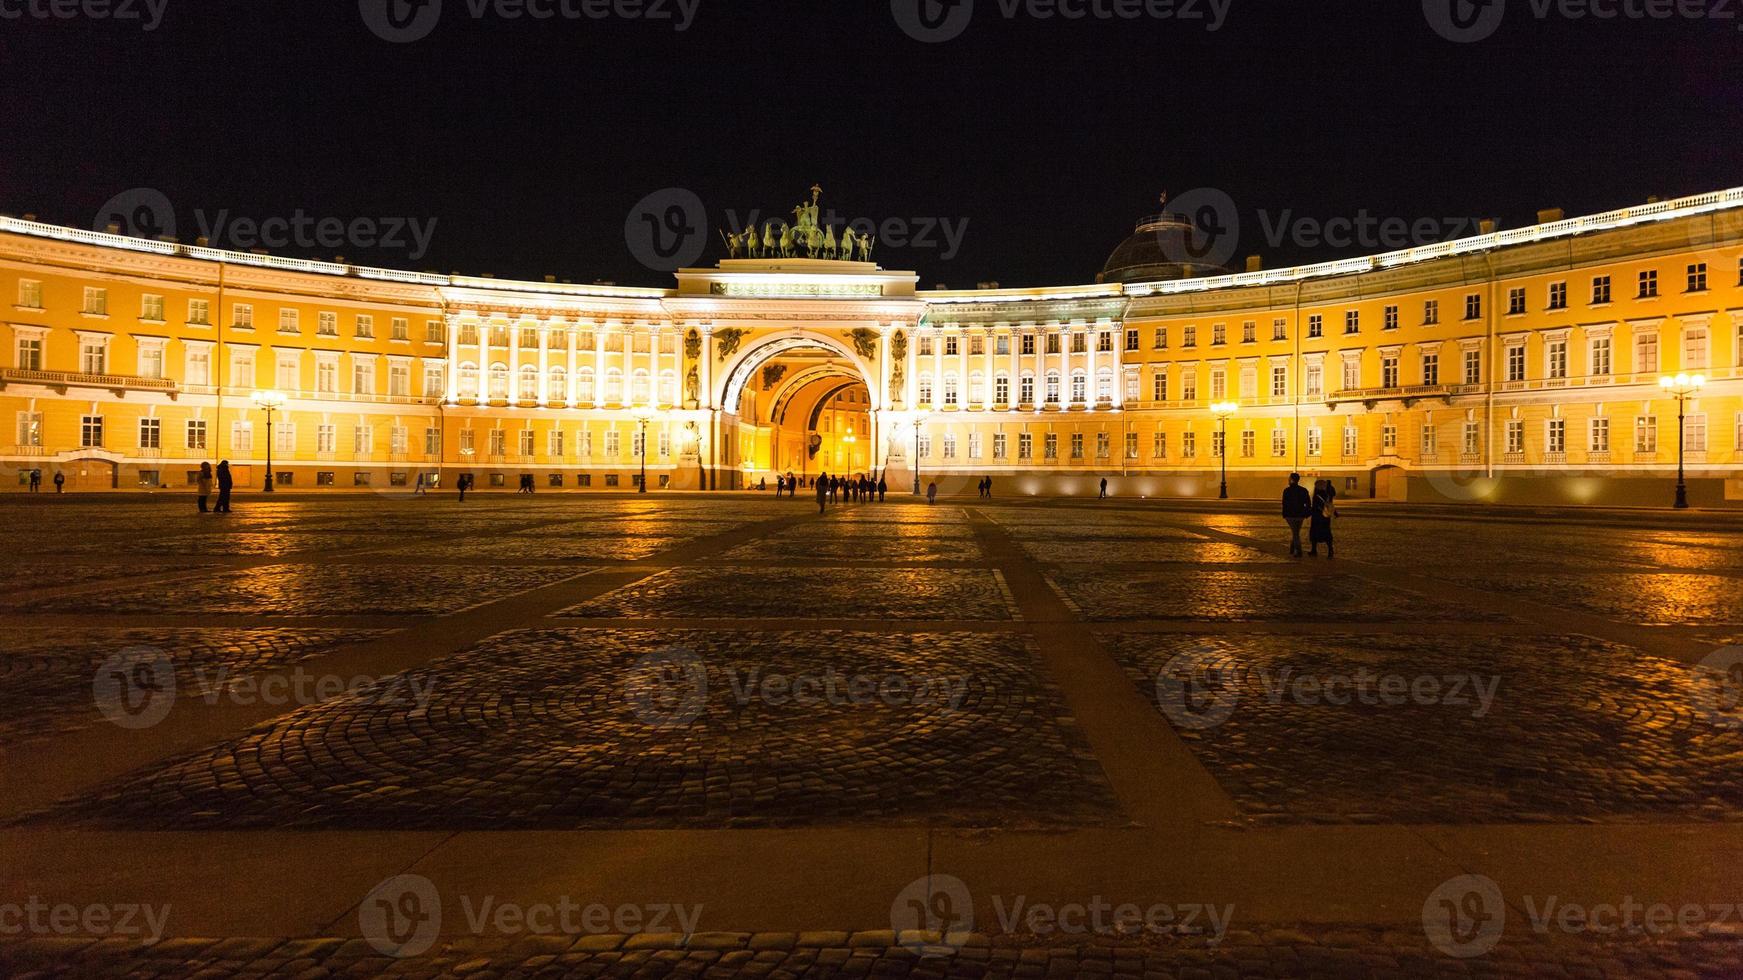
[2,187,1740,504]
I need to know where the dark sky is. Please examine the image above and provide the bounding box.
[1,0,1739,288]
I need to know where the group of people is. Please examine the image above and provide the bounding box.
[24,469,63,493]
[783,471,889,512]
[1280,473,1339,558]
[194,461,235,513]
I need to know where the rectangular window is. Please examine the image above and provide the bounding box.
[1685,414,1707,453]
[185,419,207,450]
[389,362,410,397]
[356,315,375,339]
[1637,269,1658,298]
[80,338,107,374]
[1305,363,1323,399]
[279,309,300,333]
[138,344,165,379]
[1592,275,1612,305]
[520,429,535,456]
[1546,418,1565,454]
[1152,431,1166,459]
[80,415,104,447]
[992,433,1007,459]
[1381,425,1397,452]
[994,335,1010,355]
[1153,373,1168,402]
[1506,419,1524,455]
[317,424,336,454]
[83,287,108,315]
[1240,322,1256,344]
[17,279,43,308]
[1271,428,1286,457]
[1098,331,1114,352]
[1422,352,1439,386]
[1046,334,1062,355]
[353,360,375,395]
[1547,340,1568,379]
[1464,349,1482,385]
[1183,431,1197,458]
[141,294,165,321]
[1589,337,1612,377]
[1345,311,1360,334]
[1182,326,1198,347]
[1421,424,1437,456]
[1307,315,1323,339]
[1210,368,1227,401]
[276,353,300,391]
[1507,288,1526,316]
[318,312,339,336]
[1384,306,1399,331]
[1125,329,1139,351]
[1240,429,1255,458]
[1343,426,1358,458]
[1153,328,1167,349]
[1181,373,1198,401]
[1070,433,1084,459]
[1382,355,1400,389]
[1211,429,1224,459]
[1684,327,1708,370]
[275,421,295,454]
[1506,345,1526,383]
[1635,416,1657,453]
[1340,357,1360,392]
[1272,318,1288,341]
[604,430,620,458]
[1424,300,1439,325]
[15,335,44,371]
[1021,334,1035,355]
[1044,433,1058,459]
[1589,417,1609,453]
[1464,293,1482,320]
[1306,427,1321,456]
[425,427,441,456]
[1124,431,1138,460]
[1548,282,1567,310]
[1271,365,1288,398]
[138,418,160,450]
[316,359,337,393]
[233,303,254,329]
[943,335,958,356]
[1464,421,1481,455]
[426,319,444,343]
[1018,433,1032,460]
[1636,334,1659,374]
[490,429,508,457]
[390,427,409,454]
[232,420,254,453]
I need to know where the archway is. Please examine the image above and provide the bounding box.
[716,333,881,489]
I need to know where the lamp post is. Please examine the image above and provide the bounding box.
[251,390,286,492]
[633,405,656,493]
[1658,373,1705,509]
[1210,400,1238,500]
[910,409,929,495]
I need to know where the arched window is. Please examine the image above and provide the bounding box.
[918,373,934,405]
[658,369,677,406]
[1045,370,1061,404]
[458,362,480,398]
[488,363,509,400]
[1019,372,1035,405]
[604,367,623,404]
[969,371,985,405]
[1071,370,1087,403]
[548,366,567,403]
[519,365,539,401]
[577,367,595,403]
[631,368,651,406]
[1097,367,1115,403]
[943,373,959,406]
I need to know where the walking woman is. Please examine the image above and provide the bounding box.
[1308,479,1337,559]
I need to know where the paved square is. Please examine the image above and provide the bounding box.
[562,566,1016,620]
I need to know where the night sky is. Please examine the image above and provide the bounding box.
[2,0,1739,288]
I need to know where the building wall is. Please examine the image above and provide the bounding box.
[2,192,1740,502]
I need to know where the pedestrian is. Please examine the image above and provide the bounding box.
[1309,479,1338,559]
[28,469,41,493]
[53,471,64,494]
[984,476,993,498]
[1099,477,1108,499]
[776,475,786,498]
[1281,472,1311,558]
[196,461,214,513]
[458,473,470,502]
[927,480,938,505]
[415,472,426,496]
[214,461,233,513]
[877,474,887,502]
[815,470,829,515]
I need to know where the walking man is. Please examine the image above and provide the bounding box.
[1281,472,1311,558]
[926,480,938,505]
[214,460,233,513]
[816,470,829,515]
[1099,477,1108,499]
[877,474,887,502]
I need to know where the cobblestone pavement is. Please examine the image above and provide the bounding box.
[562,566,1016,621]
[0,627,393,743]
[6,495,1743,978]
[27,629,1116,829]
[4,929,1742,980]
[1106,632,1743,823]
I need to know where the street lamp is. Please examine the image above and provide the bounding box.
[910,409,930,495]
[1658,373,1706,509]
[632,405,657,493]
[251,389,286,492]
[1210,400,1238,500]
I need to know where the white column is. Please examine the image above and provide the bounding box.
[984,327,995,408]
[1087,325,1098,409]
[1011,326,1022,406]
[507,318,521,405]
[879,323,893,413]
[537,320,551,406]
[700,324,714,410]
[566,325,578,408]
[444,313,460,403]
[595,324,608,406]
[931,327,942,410]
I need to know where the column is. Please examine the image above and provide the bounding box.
[444,312,460,404]
[537,320,551,406]
[878,322,893,412]
[507,317,521,405]
[1087,323,1098,409]
[700,323,714,410]
[931,326,942,410]
[595,324,608,406]
[1011,325,1022,406]
[565,323,578,408]
[984,327,996,408]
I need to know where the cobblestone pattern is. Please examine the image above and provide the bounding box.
[391,535,695,562]
[119,532,403,557]
[1047,568,1494,623]
[1106,632,1743,823]
[1018,540,1282,566]
[3,930,1740,980]
[1,563,589,616]
[563,567,1016,621]
[32,629,1118,829]
[510,519,752,539]
[0,560,197,594]
[1440,570,1743,626]
[0,627,392,743]
[772,522,980,541]
[720,536,985,563]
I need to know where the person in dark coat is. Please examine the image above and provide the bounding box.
[877,475,887,502]
[1309,479,1337,559]
[1281,473,1312,558]
[214,461,233,513]
[815,471,829,515]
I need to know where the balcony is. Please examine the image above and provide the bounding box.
[1326,384,1451,409]
[0,368,178,398]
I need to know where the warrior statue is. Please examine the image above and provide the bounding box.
[721,230,743,259]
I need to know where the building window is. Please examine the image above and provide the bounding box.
[389,362,410,397]
[1210,368,1228,401]
[1271,428,1286,457]
[425,427,441,456]
[1343,426,1358,458]
[1340,358,1359,392]
[1044,433,1058,459]
[275,421,295,454]
[15,334,44,371]
[318,312,338,336]
[969,334,985,356]
[1636,334,1658,374]
[1017,433,1032,460]
[82,287,108,315]
[1546,417,1566,454]
[1125,329,1139,351]
[356,315,376,339]
[1272,319,1288,341]
[995,375,1010,405]
[944,374,960,406]
[995,334,1011,355]
[1505,345,1526,383]
[1070,433,1085,459]
[17,279,43,308]
[317,424,336,454]
[1241,322,1256,344]
[1546,339,1568,380]
[1153,431,1167,458]
[1070,332,1086,353]
[1381,425,1397,453]
[136,418,160,450]
[1211,429,1225,459]
[1183,431,1198,458]
[1634,416,1657,453]
[1424,300,1439,325]
[1305,363,1323,399]
[1098,331,1114,352]
[1506,419,1524,455]
[232,420,254,453]
[1271,365,1288,399]
[79,416,103,447]
[1124,431,1139,460]
[140,294,165,321]
[917,336,933,357]
[355,425,375,455]
[943,335,958,356]
[186,419,207,450]
[519,429,535,456]
[233,303,254,329]
[1684,327,1708,370]
[1153,328,1167,349]
[1421,424,1437,456]
[1307,315,1323,339]
[354,361,377,395]
[992,433,1007,459]
[1589,417,1609,453]
[1182,326,1198,347]
[918,374,933,404]
[1240,429,1255,458]
[315,359,338,393]
[1383,306,1399,331]
[279,309,299,333]
[1592,275,1612,305]
[1463,421,1481,455]
[1463,349,1482,385]
[1153,373,1168,402]
[1507,288,1526,316]
[1306,428,1321,456]
[1345,311,1360,334]
[80,337,108,375]
[1422,352,1439,386]
[1464,293,1482,320]
[1548,282,1567,310]
[1382,355,1400,389]
[1685,414,1707,453]
[1589,337,1612,377]
[1020,334,1036,355]
[138,344,165,379]
[1045,371,1060,404]
[1019,374,1034,404]
[1637,269,1658,298]
[1070,371,1086,403]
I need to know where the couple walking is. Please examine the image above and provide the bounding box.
[1281,473,1338,558]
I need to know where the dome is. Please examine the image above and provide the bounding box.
[1096,211,1231,285]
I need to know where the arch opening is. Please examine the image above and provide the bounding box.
[717,334,879,485]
